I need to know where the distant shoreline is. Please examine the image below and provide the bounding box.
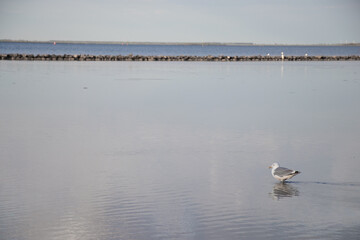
[1,39,360,47]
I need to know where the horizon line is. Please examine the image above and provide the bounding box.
[1,39,360,46]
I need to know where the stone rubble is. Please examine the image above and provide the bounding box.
[0,54,359,61]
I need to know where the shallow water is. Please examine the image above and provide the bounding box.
[1,42,360,56]
[0,61,360,239]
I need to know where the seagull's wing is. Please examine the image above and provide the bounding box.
[273,167,295,177]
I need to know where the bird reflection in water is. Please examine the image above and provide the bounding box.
[270,182,300,200]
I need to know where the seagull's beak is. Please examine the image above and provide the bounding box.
[268,166,272,169]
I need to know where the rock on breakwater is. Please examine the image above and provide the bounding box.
[1,54,360,61]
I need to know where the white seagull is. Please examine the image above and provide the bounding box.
[269,162,300,182]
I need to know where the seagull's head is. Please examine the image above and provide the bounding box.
[269,162,280,169]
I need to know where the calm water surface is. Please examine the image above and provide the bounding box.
[0,61,360,239]
[1,42,360,56]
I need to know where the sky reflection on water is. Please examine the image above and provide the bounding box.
[0,61,360,239]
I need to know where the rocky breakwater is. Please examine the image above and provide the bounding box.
[1,54,360,61]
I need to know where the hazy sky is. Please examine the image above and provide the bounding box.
[0,0,359,44]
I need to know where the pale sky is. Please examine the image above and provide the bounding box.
[0,0,359,44]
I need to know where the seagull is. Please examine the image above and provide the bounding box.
[269,162,300,182]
